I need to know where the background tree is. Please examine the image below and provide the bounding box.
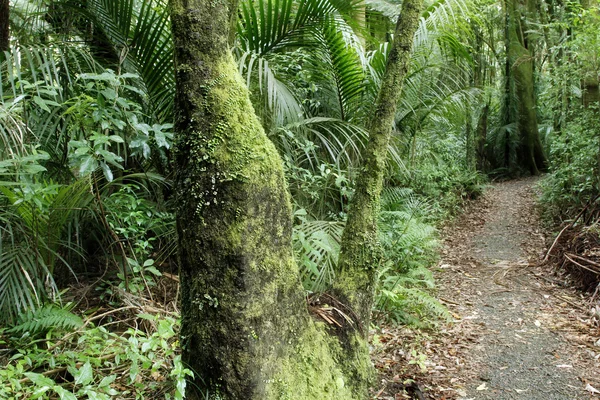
[0,0,9,52]
[506,0,547,174]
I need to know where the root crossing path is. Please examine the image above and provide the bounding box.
[435,178,600,399]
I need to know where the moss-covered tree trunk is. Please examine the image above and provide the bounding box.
[333,0,424,328]
[507,0,547,174]
[170,0,372,399]
[0,0,9,53]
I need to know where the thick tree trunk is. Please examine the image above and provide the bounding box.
[170,0,370,399]
[334,0,424,328]
[507,0,548,174]
[0,0,9,53]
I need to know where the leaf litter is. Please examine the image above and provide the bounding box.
[371,177,600,399]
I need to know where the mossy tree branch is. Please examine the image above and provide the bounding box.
[334,0,425,328]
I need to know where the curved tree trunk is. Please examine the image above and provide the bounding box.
[170,0,371,398]
[334,0,424,329]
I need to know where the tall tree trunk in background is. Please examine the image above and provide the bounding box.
[476,103,489,171]
[334,0,424,329]
[0,0,9,53]
[472,24,489,172]
[465,105,475,170]
[170,0,371,399]
[507,0,548,174]
[579,0,599,110]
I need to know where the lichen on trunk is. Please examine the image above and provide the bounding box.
[170,0,372,398]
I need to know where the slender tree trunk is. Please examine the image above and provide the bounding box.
[476,103,489,171]
[170,1,371,398]
[471,24,489,172]
[334,0,424,328]
[0,0,9,53]
[465,103,474,170]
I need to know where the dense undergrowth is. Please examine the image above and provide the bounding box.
[535,3,600,301]
[0,0,516,397]
[538,108,600,302]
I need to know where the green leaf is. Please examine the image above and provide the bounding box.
[79,155,98,176]
[108,135,125,143]
[99,374,116,388]
[24,372,55,387]
[22,163,47,174]
[144,266,161,276]
[100,162,114,182]
[33,96,51,112]
[75,146,90,156]
[53,386,77,400]
[74,361,93,386]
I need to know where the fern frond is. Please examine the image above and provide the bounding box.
[8,304,83,335]
[377,286,450,327]
[293,219,344,292]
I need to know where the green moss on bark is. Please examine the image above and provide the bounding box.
[170,0,373,398]
[334,0,425,327]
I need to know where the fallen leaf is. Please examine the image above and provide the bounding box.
[585,384,600,394]
[476,383,487,391]
[555,364,573,368]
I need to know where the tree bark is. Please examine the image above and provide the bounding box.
[476,103,489,171]
[507,0,548,174]
[0,0,9,53]
[170,0,370,398]
[334,0,424,329]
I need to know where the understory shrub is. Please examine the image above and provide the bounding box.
[0,310,191,399]
[539,110,600,221]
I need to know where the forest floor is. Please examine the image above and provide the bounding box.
[372,177,600,400]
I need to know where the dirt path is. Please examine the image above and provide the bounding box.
[373,178,600,399]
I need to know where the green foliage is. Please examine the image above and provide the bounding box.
[0,314,192,399]
[375,188,450,327]
[0,161,93,323]
[8,303,83,335]
[293,214,344,292]
[398,135,487,219]
[64,70,173,180]
[539,110,600,220]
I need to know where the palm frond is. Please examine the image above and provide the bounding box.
[293,218,345,292]
[312,18,367,121]
[237,50,303,126]
[54,0,175,122]
[277,117,368,168]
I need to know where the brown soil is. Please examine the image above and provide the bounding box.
[372,177,600,399]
